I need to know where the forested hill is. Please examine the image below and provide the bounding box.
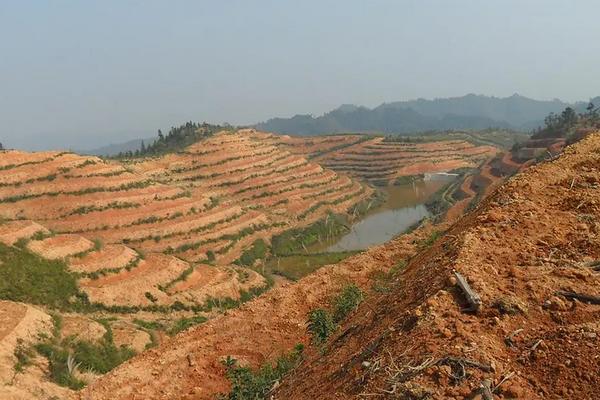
[256,94,599,135]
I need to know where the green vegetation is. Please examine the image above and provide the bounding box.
[235,239,268,266]
[265,251,357,281]
[307,284,364,344]
[383,129,529,149]
[307,309,336,344]
[34,315,135,389]
[167,315,208,336]
[206,250,216,263]
[221,344,304,400]
[0,180,154,204]
[114,122,230,158]
[271,213,349,256]
[371,259,407,293]
[13,338,35,373]
[133,319,165,331]
[417,230,442,250]
[532,103,599,141]
[332,284,363,323]
[0,243,81,309]
[68,201,140,216]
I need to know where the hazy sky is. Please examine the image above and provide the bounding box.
[1,0,600,150]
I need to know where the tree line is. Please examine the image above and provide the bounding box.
[113,122,231,158]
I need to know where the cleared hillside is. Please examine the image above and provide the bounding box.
[0,130,371,267]
[0,129,373,398]
[276,133,600,399]
[79,132,600,400]
[276,134,499,185]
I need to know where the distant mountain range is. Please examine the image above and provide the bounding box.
[256,94,600,135]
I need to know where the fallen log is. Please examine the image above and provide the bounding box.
[454,271,482,312]
[556,290,600,305]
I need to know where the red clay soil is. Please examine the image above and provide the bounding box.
[275,133,600,400]
[79,223,441,400]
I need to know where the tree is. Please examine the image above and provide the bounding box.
[560,107,577,127]
[0,142,3,150]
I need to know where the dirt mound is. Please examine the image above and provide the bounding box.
[27,234,94,260]
[60,314,107,343]
[0,220,50,246]
[274,133,600,399]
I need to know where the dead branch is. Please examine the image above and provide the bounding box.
[454,271,482,313]
[504,328,523,347]
[556,290,600,305]
[493,372,515,393]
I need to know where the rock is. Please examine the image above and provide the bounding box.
[361,361,371,368]
[505,383,526,397]
[583,332,597,339]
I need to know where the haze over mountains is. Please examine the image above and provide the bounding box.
[55,94,599,156]
[256,93,600,136]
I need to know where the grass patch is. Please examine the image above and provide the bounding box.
[416,230,442,250]
[133,319,165,331]
[167,315,208,336]
[220,344,304,400]
[271,213,349,256]
[332,284,363,323]
[235,239,268,266]
[265,251,357,281]
[0,243,81,309]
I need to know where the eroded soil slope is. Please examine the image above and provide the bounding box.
[79,222,443,400]
[276,133,600,399]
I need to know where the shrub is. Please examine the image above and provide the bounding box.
[206,250,216,263]
[133,319,165,331]
[34,315,135,389]
[14,338,34,373]
[72,339,135,374]
[222,344,303,400]
[144,292,158,303]
[307,309,336,344]
[417,230,442,250]
[333,284,363,323]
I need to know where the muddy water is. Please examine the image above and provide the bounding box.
[308,178,451,253]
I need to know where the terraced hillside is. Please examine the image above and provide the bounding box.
[82,132,600,400]
[276,133,500,185]
[0,129,375,398]
[0,131,372,265]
